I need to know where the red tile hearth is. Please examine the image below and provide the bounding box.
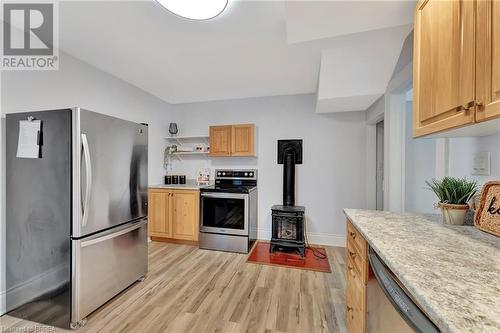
[247,241,331,273]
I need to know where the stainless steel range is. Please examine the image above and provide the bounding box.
[199,169,258,253]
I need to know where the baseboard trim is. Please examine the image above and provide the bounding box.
[257,229,345,247]
[150,236,198,246]
[0,289,6,316]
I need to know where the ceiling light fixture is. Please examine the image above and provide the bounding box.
[155,0,229,20]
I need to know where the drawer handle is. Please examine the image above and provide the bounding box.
[348,251,357,258]
[458,100,484,112]
[349,231,356,239]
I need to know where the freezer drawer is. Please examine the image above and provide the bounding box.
[71,219,148,324]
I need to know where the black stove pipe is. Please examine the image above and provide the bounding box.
[283,148,296,206]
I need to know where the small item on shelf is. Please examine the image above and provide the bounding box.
[172,175,179,184]
[164,175,172,185]
[179,175,186,184]
[197,168,210,185]
[176,146,195,152]
[169,123,178,136]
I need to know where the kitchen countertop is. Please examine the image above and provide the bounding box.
[343,209,500,333]
[149,180,211,190]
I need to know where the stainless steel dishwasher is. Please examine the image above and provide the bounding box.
[367,247,440,333]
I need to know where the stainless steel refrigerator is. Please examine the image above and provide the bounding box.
[6,108,148,329]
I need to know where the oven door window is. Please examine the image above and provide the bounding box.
[202,196,246,231]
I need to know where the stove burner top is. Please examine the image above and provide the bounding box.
[201,169,258,194]
[201,185,257,194]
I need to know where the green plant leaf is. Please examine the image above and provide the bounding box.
[425,177,478,205]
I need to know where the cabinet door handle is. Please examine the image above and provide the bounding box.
[347,265,354,271]
[349,231,356,239]
[459,100,483,112]
[464,100,476,111]
[346,306,353,312]
[348,251,357,258]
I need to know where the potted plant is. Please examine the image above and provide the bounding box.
[426,177,478,225]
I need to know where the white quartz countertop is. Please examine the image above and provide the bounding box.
[343,209,500,333]
[149,180,211,190]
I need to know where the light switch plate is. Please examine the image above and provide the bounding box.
[472,151,491,176]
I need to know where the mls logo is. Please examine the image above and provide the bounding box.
[1,2,59,70]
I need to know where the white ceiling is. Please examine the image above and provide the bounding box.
[57,0,414,108]
[285,0,415,44]
[316,25,411,113]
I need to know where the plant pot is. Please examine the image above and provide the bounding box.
[438,202,469,225]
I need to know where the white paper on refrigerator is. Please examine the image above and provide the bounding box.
[16,120,41,158]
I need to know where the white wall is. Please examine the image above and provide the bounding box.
[166,94,368,246]
[404,102,437,214]
[0,51,173,314]
[1,52,172,184]
[364,31,413,212]
[448,134,500,185]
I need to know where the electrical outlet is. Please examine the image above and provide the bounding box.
[471,151,491,176]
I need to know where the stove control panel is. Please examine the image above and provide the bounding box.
[215,169,257,179]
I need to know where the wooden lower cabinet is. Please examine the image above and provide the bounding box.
[148,189,199,243]
[171,190,199,241]
[148,190,172,237]
[345,219,368,333]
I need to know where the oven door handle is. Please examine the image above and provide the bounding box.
[368,248,439,333]
[201,192,248,200]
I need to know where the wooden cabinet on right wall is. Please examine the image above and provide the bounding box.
[209,124,255,157]
[209,125,232,157]
[476,0,500,122]
[413,0,500,137]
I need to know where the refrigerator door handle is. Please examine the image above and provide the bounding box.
[81,133,92,227]
[80,220,147,248]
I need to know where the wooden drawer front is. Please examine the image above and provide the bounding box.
[347,220,366,254]
[347,255,364,289]
[346,272,365,333]
[347,240,367,283]
[346,258,364,305]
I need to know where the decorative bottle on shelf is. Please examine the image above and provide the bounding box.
[169,123,178,136]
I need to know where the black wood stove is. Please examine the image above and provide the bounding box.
[270,139,305,257]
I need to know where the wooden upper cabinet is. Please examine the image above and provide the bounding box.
[209,124,255,157]
[148,190,171,238]
[209,125,232,156]
[476,0,500,122]
[231,124,255,156]
[413,0,476,137]
[171,190,199,241]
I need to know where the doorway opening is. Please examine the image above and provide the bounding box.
[376,120,384,210]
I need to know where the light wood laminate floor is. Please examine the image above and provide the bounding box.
[0,241,347,333]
